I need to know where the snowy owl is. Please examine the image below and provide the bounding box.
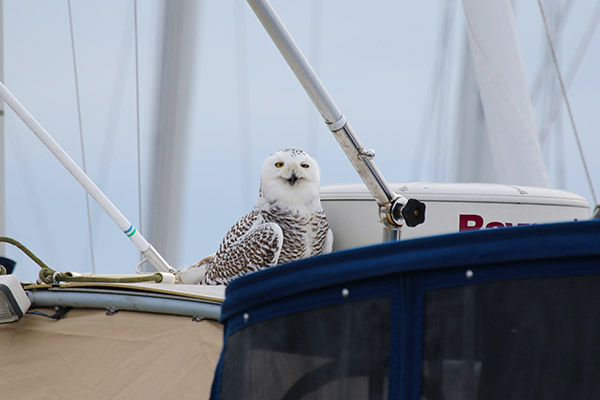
[177,148,333,285]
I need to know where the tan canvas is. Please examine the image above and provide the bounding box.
[0,308,223,399]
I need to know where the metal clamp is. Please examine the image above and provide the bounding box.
[327,114,347,132]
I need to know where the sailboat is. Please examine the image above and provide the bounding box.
[1,0,599,399]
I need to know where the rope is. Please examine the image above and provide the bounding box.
[0,237,51,270]
[67,0,97,273]
[135,257,149,273]
[0,236,166,284]
[537,0,598,205]
[56,273,163,284]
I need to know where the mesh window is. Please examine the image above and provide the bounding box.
[423,275,600,400]
[220,297,390,400]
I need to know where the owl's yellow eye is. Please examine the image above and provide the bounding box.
[301,163,309,169]
[275,162,284,168]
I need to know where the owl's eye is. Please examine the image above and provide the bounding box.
[275,162,284,168]
[301,163,310,169]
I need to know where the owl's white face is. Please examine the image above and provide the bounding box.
[257,148,322,211]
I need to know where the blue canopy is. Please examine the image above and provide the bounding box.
[213,220,600,399]
[222,219,600,323]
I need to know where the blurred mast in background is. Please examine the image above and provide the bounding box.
[0,0,5,257]
[460,0,550,187]
[453,32,495,183]
[147,1,199,268]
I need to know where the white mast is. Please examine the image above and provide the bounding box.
[147,1,199,267]
[462,0,550,187]
[453,33,496,183]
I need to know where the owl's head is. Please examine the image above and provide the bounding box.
[257,148,322,210]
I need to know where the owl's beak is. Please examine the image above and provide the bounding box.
[286,171,299,186]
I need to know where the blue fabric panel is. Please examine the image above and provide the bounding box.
[222,220,600,322]
[225,275,402,336]
[407,255,600,399]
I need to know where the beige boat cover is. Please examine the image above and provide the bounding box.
[0,308,223,399]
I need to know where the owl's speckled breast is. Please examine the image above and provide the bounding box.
[262,205,329,263]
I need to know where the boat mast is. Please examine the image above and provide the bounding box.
[461,0,550,187]
[453,33,496,183]
[247,0,425,239]
[147,1,199,268]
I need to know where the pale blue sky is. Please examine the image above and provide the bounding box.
[3,0,599,282]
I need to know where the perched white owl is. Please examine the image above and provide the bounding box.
[176,148,333,285]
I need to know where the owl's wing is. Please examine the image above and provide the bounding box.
[215,209,263,254]
[203,211,284,285]
[310,209,333,256]
[322,228,334,254]
[175,254,215,284]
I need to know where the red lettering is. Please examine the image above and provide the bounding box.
[460,214,531,231]
[460,214,484,231]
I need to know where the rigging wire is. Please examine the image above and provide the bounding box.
[541,1,600,138]
[95,16,131,208]
[536,0,565,188]
[234,1,253,207]
[540,1,600,190]
[537,0,598,205]
[530,0,574,103]
[411,0,455,181]
[2,135,60,261]
[537,0,561,145]
[433,0,456,181]
[67,0,97,273]
[133,0,144,245]
[306,0,322,159]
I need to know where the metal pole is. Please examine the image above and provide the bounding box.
[0,81,175,273]
[247,0,408,229]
